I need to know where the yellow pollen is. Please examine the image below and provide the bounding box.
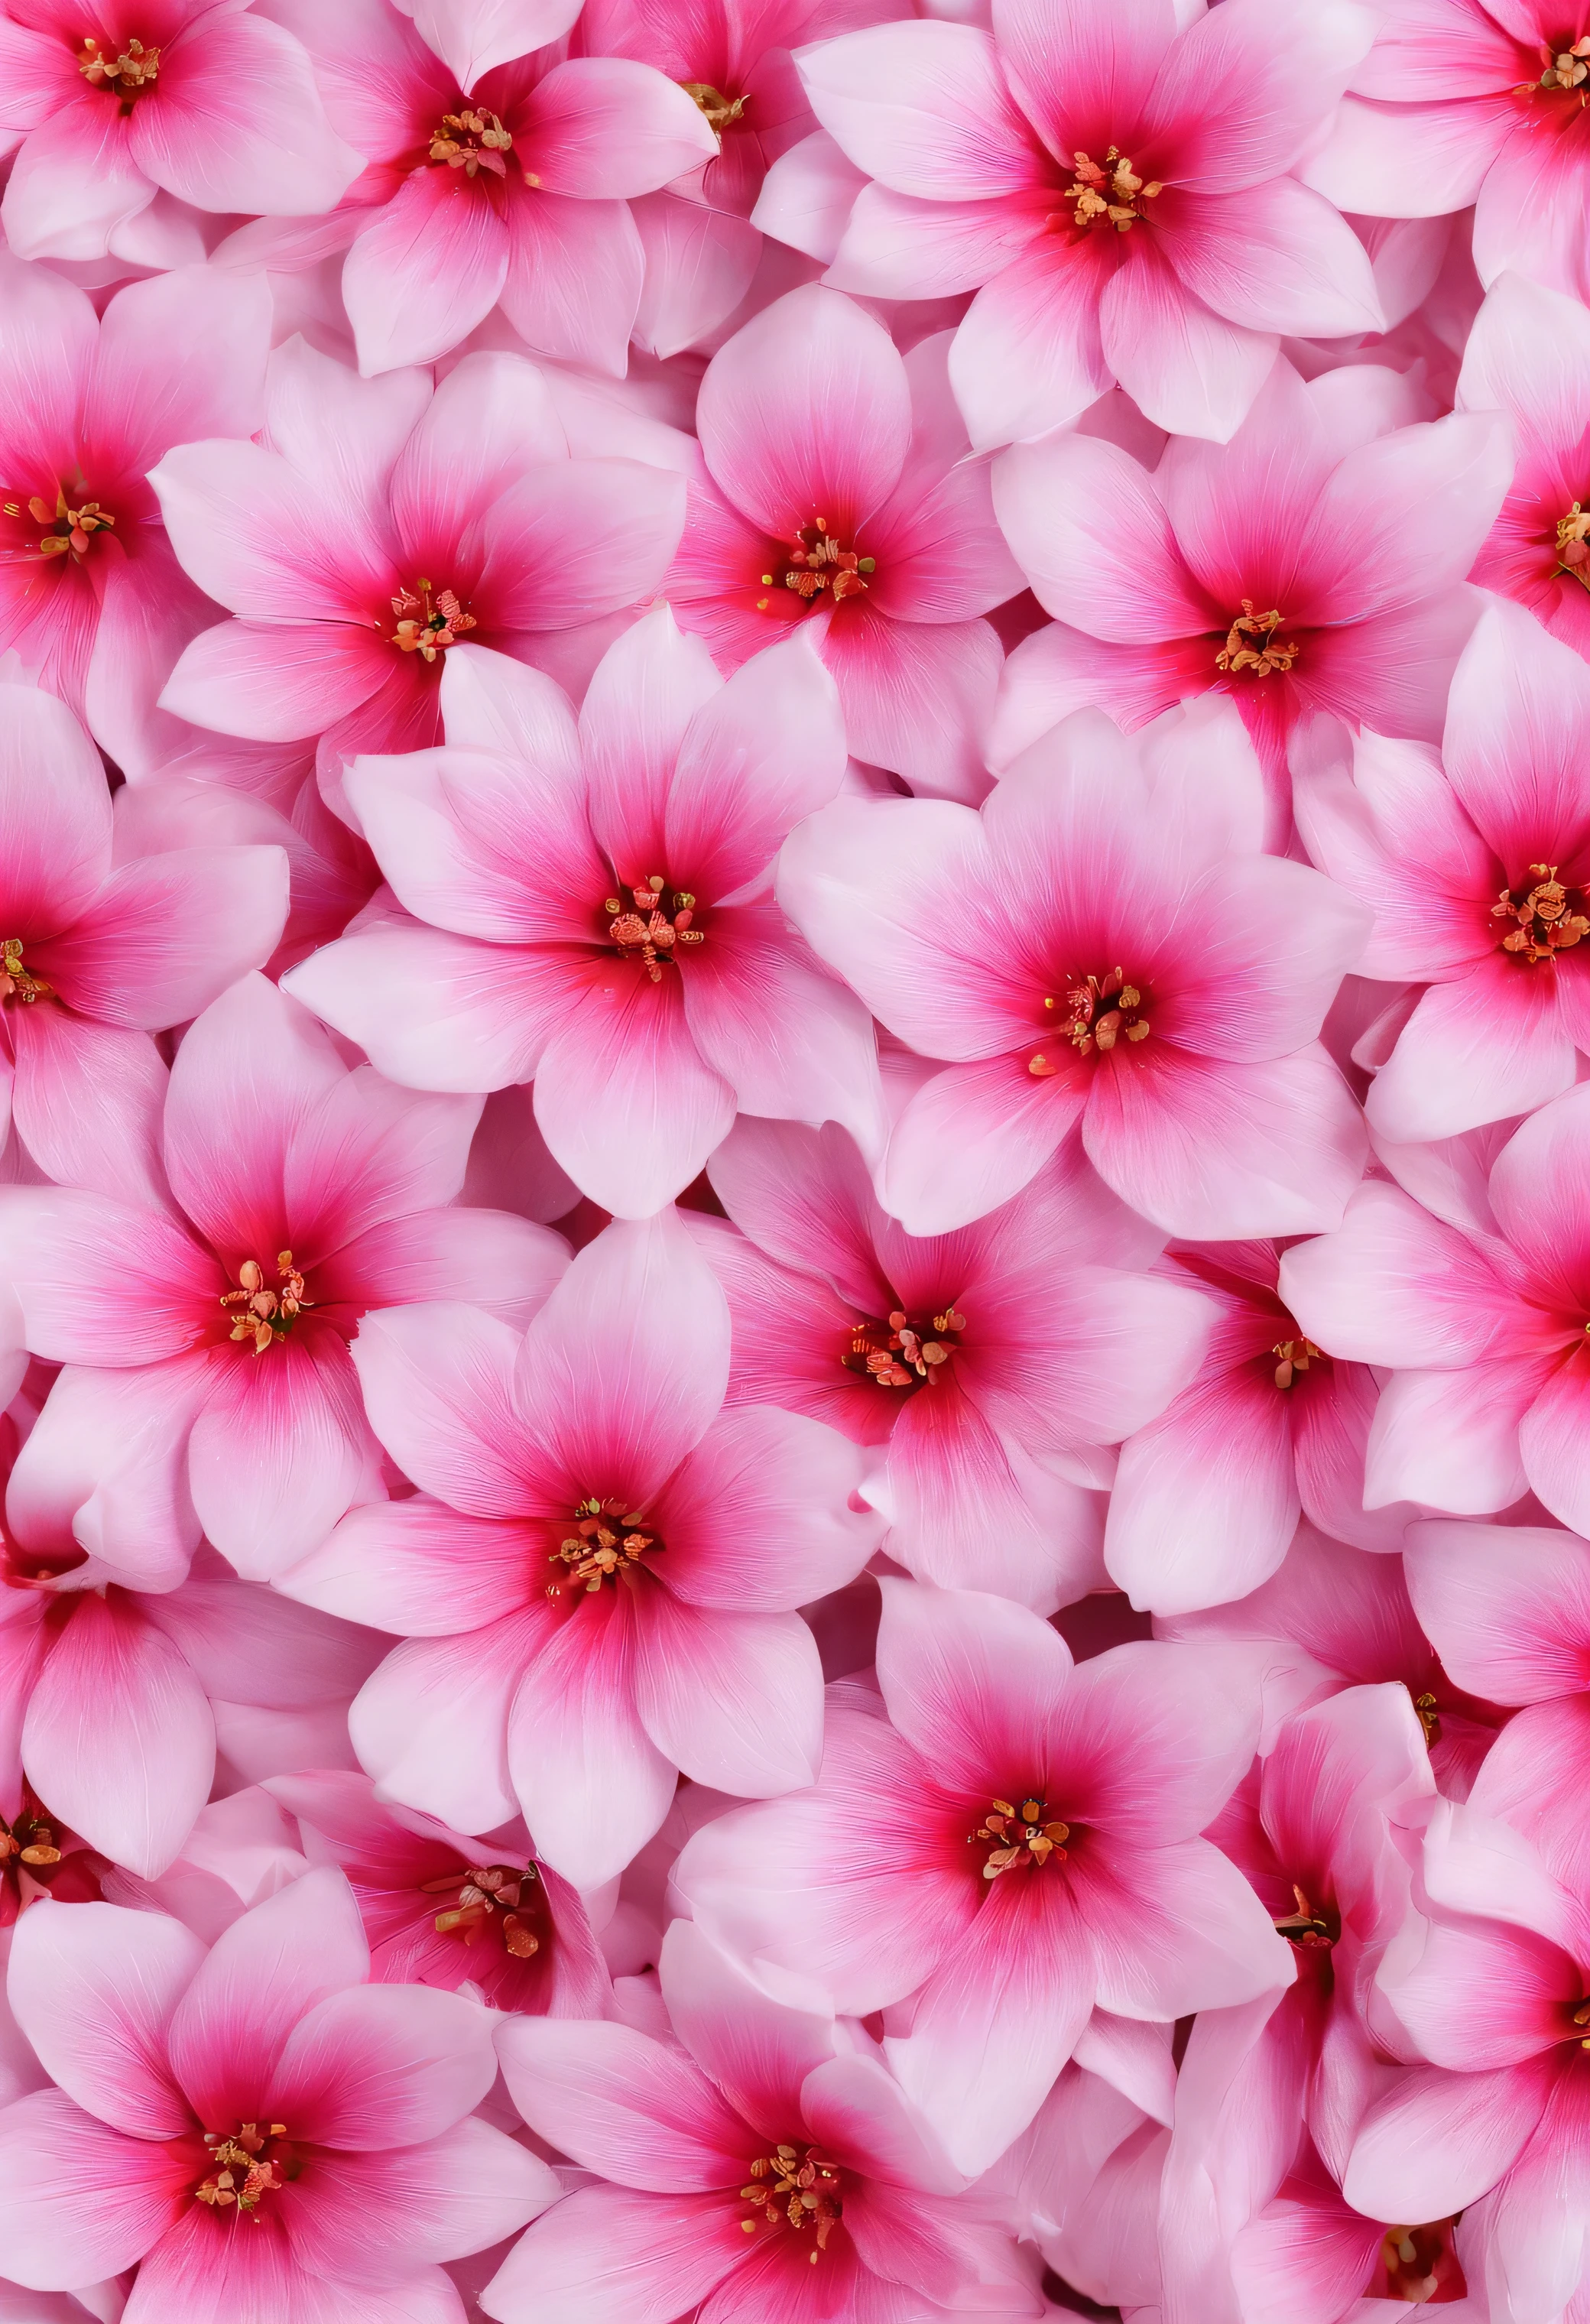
[429,108,514,177]
[547,1495,660,1597]
[844,1306,965,1391]
[390,579,475,661]
[777,519,874,606]
[76,34,159,103]
[1533,34,1590,91]
[195,2123,293,2215]
[0,1808,60,1871]
[421,1861,541,1957]
[1215,602,1296,677]
[1492,863,1590,962]
[971,1796,1069,1878]
[605,876,704,981]
[220,1251,310,1355]
[28,486,114,560]
[1412,1689,1441,1745]
[1556,501,1590,585]
[1063,146,1162,232]
[1043,969,1150,1066]
[739,2145,843,2255]
[682,81,748,131]
[1271,1336,1322,1390]
[0,939,51,1005]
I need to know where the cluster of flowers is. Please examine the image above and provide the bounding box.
[2,0,1590,2316]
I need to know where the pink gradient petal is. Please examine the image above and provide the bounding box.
[0,2088,190,2289]
[343,173,510,377]
[269,1982,498,2149]
[632,1586,823,1795]
[480,2182,751,2323]
[6,1898,202,2137]
[349,1613,549,1836]
[797,23,1048,200]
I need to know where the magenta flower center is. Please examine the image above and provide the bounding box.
[1555,499,1590,584]
[605,876,705,981]
[739,2144,845,2257]
[389,579,476,662]
[421,1861,544,1959]
[0,1805,62,1911]
[1273,1881,1338,1948]
[1374,2220,1461,2303]
[1215,601,1297,678]
[1491,862,1590,961]
[843,1305,965,1391]
[1270,1336,1323,1390]
[194,2121,296,2215]
[428,107,514,180]
[682,81,748,131]
[758,518,874,614]
[1533,34,1590,94]
[546,1496,663,1598]
[15,485,116,562]
[220,1251,313,1355]
[76,33,159,109]
[1029,969,1151,1076]
[1062,148,1163,233]
[0,941,51,1007]
[971,1796,1070,1878]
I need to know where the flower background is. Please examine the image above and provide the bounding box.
[0,0,1583,2316]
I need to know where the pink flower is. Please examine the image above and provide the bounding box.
[662,286,1024,800]
[797,0,1384,451]
[483,1915,1042,2321]
[1105,1242,1416,1618]
[989,359,1513,829]
[1231,2138,1472,2319]
[282,609,885,1218]
[1296,603,1590,1143]
[0,0,362,262]
[264,1769,612,2018]
[1457,274,1590,658]
[1281,1084,1590,1540]
[574,0,907,359]
[150,339,687,795]
[276,1211,883,1890]
[0,682,288,1204]
[777,695,1372,1237]
[264,0,718,375]
[0,972,569,1584]
[0,1869,556,2313]
[675,1579,1289,2175]
[1163,1521,1509,1802]
[695,1115,1215,1612]
[1300,0,1590,300]
[0,255,271,779]
[0,1544,381,1878]
[1404,1515,1590,1739]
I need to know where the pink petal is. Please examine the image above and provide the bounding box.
[343,173,510,377]
[1098,247,1277,446]
[7,1894,202,2136]
[660,1918,839,2141]
[827,180,1052,300]
[632,1586,824,1795]
[1406,1518,1590,1708]
[632,193,763,360]
[948,239,1116,452]
[481,2182,751,2323]
[186,1332,378,1582]
[1365,1357,1549,1516]
[1301,411,1514,626]
[349,1612,549,1835]
[142,1567,385,1712]
[881,1052,1086,1236]
[1367,962,1577,1144]
[818,606,1003,803]
[1,99,153,261]
[1345,2063,1549,2223]
[0,680,112,930]
[157,618,393,745]
[128,9,362,216]
[323,1205,567,1331]
[8,1012,169,1209]
[0,1188,214,1363]
[655,1406,876,1609]
[279,1495,539,1635]
[494,2013,747,2189]
[874,1572,1076,1797]
[349,1300,543,1517]
[799,24,1048,200]
[5,1356,210,1593]
[992,432,1214,641]
[285,2117,556,2276]
[0,2088,188,2287]
[518,59,717,196]
[283,923,567,1095]
[149,440,398,625]
[37,846,290,1034]
[269,1982,498,2149]
[479,459,686,631]
[499,192,644,377]
[1141,0,1374,192]
[1279,1180,1521,1368]
[1518,1357,1590,1539]
[1106,1365,1298,1618]
[1154,177,1382,339]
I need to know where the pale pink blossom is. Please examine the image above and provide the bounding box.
[1163,1521,1507,1801]
[0,972,569,1585]
[662,287,1024,800]
[1231,2137,1475,2318]
[675,1579,1288,2176]
[1105,1243,1417,1618]
[990,359,1513,829]
[282,609,886,1218]
[1296,603,1590,1144]
[797,0,1384,450]
[694,1115,1215,1611]
[1300,0,1590,300]
[150,339,686,797]
[0,0,361,261]
[260,0,718,376]
[0,255,271,779]
[484,1915,1043,2321]
[276,1211,882,1890]
[0,1870,556,2316]
[264,1769,612,2018]
[777,695,1371,1237]
[0,683,289,1205]
[1281,1084,1590,1540]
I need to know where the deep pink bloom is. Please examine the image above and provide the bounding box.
[1296,603,1590,1143]
[1105,1242,1416,1617]
[694,1115,1215,1611]
[1232,2137,1472,2318]
[264,1771,611,2019]
[662,286,1024,800]
[1281,1085,1590,1540]
[1457,272,1590,656]
[0,972,569,1584]
[0,255,271,779]
[484,1916,1042,2321]
[675,1580,1288,2175]
[0,682,288,1203]
[263,0,718,376]
[1163,1520,1509,1802]
[0,0,361,261]
[574,0,907,359]
[1301,0,1590,300]
[989,359,1512,829]
[0,1544,381,1879]
[777,696,1371,1237]
[283,609,885,1217]
[277,1211,882,1890]
[798,0,1383,450]
[151,340,687,795]
[0,1870,556,2316]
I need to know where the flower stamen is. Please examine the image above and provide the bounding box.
[682,81,748,130]
[1556,501,1590,585]
[390,579,475,661]
[547,1496,660,1597]
[1032,970,1150,1072]
[740,2145,844,2260]
[605,875,705,981]
[429,108,513,177]
[843,1306,965,1391]
[422,1861,541,1957]
[195,2124,294,2215]
[0,940,51,1005]
[1271,1336,1322,1390]
[970,1797,1069,1879]
[76,34,159,105]
[1492,863,1590,962]
[770,518,874,609]
[28,486,115,560]
[1274,1882,1335,1947]
[1216,602,1296,677]
[220,1252,311,1355]
[1063,147,1162,231]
